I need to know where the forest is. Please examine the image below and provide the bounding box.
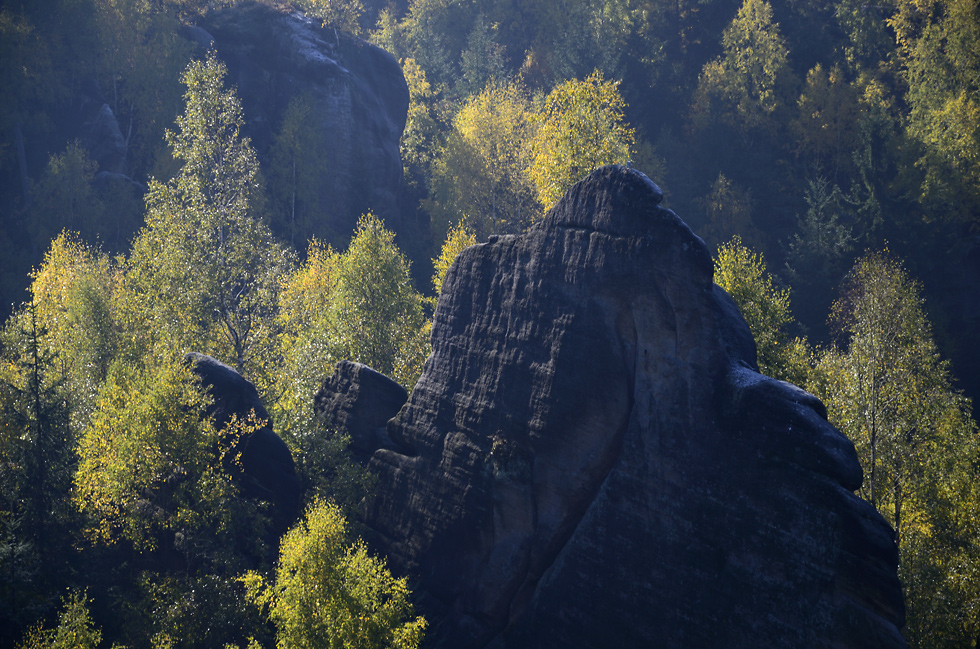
[0,0,978,647]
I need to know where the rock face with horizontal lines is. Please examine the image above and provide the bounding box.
[196,1,409,235]
[323,165,907,649]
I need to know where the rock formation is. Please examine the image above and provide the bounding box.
[185,352,300,525]
[315,360,410,464]
[197,1,409,234]
[319,166,907,648]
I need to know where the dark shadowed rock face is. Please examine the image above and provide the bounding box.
[185,352,300,525]
[315,360,408,463]
[326,165,906,648]
[197,1,409,233]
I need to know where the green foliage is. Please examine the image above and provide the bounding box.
[119,52,293,389]
[691,0,794,141]
[431,221,476,300]
[244,499,426,649]
[276,240,340,431]
[134,573,271,649]
[890,0,980,225]
[30,143,105,246]
[17,590,102,649]
[330,214,428,388]
[791,64,861,179]
[268,93,330,247]
[276,214,428,393]
[28,232,118,430]
[93,0,192,177]
[784,177,856,334]
[713,236,810,385]
[395,58,441,202]
[72,352,220,551]
[458,15,507,97]
[427,80,540,239]
[2,1,980,648]
[696,174,763,252]
[0,299,75,553]
[529,70,635,209]
[809,251,980,648]
[298,0,366,35]
[275,242,374,510]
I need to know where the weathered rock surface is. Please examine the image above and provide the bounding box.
[325,166,907,648]
[185,352,300,524]
[315,360,409,463]
[197,1,409,233]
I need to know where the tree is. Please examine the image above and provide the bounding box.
[431,221,476,300]
[27,232,118,429]
[0,300,73,554]
[891,0,980,225]
[299,0,366,36]
[426,80,540,240]
[784,177,855,335]
[73,352,223,552]
[0,299,80,641]
[791,63,861,182]
[268,92,330,247]
[328,214,428,388]
[691,0,794,142]
[529,70,635,209]
[274,239,376,511]
[17,590,102,649]
[713,236,811,385]
[30,142,104,243]
[810,251,980,648]
[396,57,440,193]
[458,14,506,97]
[244,499,427,649]
[119,53,293,389]
[93,0,191,177]
[696,173,763,252]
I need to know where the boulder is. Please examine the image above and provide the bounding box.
[196,1,409,234]
[314,360,409,463]
[185,352,300,525]
[326,166,906,648]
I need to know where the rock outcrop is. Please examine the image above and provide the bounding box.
[185,352,300,525]
[197,1,409,234]
[315,360,409,463]
[322,166,907,648]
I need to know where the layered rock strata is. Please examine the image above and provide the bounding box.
[321,166,907,649]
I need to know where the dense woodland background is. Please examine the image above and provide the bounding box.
[0,0,979,647]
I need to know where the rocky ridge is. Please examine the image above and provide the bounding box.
[318,165,907,648]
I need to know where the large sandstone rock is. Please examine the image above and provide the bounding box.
[185,352,300,525]
[197,2,409,234]
[315,360,409,463]
[325,166,906,648]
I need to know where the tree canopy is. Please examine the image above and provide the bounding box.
[529,71,635,209]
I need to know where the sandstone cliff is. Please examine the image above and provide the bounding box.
[318,166,907,648]
[198,2,408,235]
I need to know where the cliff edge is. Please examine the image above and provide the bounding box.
[319,165,906,649]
